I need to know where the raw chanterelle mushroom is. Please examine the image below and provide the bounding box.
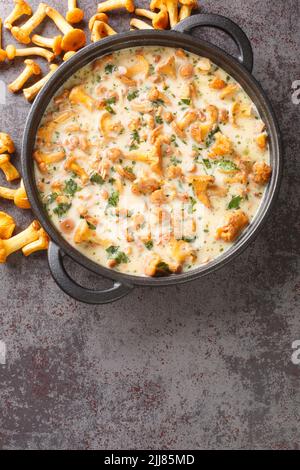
[0,220,47,263]
[46,5,86,51]
[0,133,15,154]
[8,59,41,93]
[11,2,47,44]
[0,19,7,62]
[32,34,63,56]
[179,0,198,21]
[135,7,169,30]
[6,44,55,62]
[22,226,50,257]
[130,18,154,30]
[0,211,16,240]
[4,0,32,30]
[66,0,84,24]
[23,64,59,102]
[0,154,20,182]
[97,0,135,13]
[0,180,30,209]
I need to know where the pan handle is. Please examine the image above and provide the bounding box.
[173,14,253,73]
[48,242,134,304]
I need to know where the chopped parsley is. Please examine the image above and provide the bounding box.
[127,90,139,101]
[90,173,105,185]
[64,178,79,197]
[179,98,191,106]
[106,245,129,265]
[129,129,140,150]
[155,115,163,124]
[108,191,119,207]
[218,159,239,171]
[87,221,96,230]
[188,196,197,214]
[46,192,58,204]
[205,125,220,147]
[144,240,153,250]
[104,63,116,74]
[228,195,243,210]
[53,203,71,217]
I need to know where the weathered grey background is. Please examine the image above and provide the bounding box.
[0,0,299,450]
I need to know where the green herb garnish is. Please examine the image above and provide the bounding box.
[144,240,153,250]
[108,191,119,207]
[104,63,116,74]
[53,203,71,217]
[106,245,129,265]
[228,195,243,210]
[188,196,197,214]
[127,90,139,101]
[64,178,79,197]
[90,173,105,185]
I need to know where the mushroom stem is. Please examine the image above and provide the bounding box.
[46,6,86,51]
[130,18,154,30]
[97,0,135,13]
[22,227,49,256]
[135,8,155,20]
[11,2,47,44]
[23,64,59,101]
[6,44,55,62]
[32,34,62,55]
[46,5,74,34]
[0,154,20,181]
[8,59,41,93]
[165,0,178,28]
[63,51,76,61]
[4,0,32,30]
[0,180,30,209]
[0,220,41,263]
[0,19,7,62]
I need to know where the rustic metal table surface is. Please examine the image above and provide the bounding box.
[0,0,299,450]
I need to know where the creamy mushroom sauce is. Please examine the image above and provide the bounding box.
[34,46,271,277]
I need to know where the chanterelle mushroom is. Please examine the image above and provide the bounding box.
[0,154,20,182]
[32,34,63,56]
[23,64,59,102]
[4,0,32,30]
[66,0,84,24]
[0,220,41,263]
[0,211,16,240]
[0,19,7,62]
[165,0,178,28]
[179,0,198,21]
[11,2,47,44]
[97,0,135,13]
[8,59,41,93]
[135,7,169,29]
[6,44,55,62]
[0,180,30,209]
[216,210,249,242]
[22,226,50,256]
[0,133,15,154]
[130,18,154,30]
[46,6,86,51]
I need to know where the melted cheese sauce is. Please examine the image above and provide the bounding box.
[34,46,271,277]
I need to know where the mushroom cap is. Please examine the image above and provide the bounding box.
[61,29,86,52]
[66,7,84,24]
[15,0,32,15]
[88,13,109,31]
[125,0,135,12]
[0,133,15,154]
[0,49,7,62]
[53,35,63,55]
[11,26,31,45]
[179,0,198,6]
[24,59,41,75]
[153,9,169,29]
[6,44,16,60]
[0,211,16,240]
[14,186,31,209]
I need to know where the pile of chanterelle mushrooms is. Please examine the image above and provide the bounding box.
[0,0,199,264]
